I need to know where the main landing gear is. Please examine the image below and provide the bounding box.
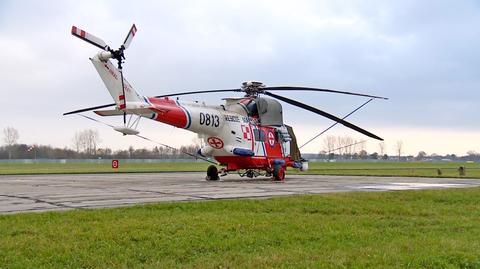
[206,165,285,181]
[272,164,286,181]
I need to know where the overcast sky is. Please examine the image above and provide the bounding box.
[0,0,479,155]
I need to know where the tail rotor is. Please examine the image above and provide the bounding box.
[70,24,138,125]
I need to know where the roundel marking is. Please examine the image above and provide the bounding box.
[207,137,224,149]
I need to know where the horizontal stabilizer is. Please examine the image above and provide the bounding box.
[94,108,155,117]
[94,109,124,116]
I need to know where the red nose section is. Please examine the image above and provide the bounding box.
[147,97,190,129]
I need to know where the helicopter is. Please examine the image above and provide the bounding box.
[64,24,387,181]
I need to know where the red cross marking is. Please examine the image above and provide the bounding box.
[208,137,224,149]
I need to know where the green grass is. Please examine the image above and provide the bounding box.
[1,188,480,268]
[0,162,210,175]
[304,161,480,178]
[1,161,479,178]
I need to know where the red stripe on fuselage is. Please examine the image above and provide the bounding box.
[147,97,188,128]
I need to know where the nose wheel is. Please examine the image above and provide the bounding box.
[206,165,219,181]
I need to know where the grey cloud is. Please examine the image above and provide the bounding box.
[1,0,479,149]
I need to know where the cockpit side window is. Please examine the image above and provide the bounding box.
[245,100,259,117]
[253,129,265,141]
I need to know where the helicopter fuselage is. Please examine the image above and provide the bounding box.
[143,96,300,172]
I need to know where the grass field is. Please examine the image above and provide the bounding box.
[0,161,479,178]
[0,162,211,175]
[1,188,480,268]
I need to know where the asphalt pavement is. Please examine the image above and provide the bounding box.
[1,172,479,213]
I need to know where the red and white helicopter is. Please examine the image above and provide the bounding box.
[64,24,387,181]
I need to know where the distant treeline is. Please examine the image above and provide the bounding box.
[1,144,480,162]
[305,152,480,162]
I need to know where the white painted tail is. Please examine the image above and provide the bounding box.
[91,54,148,110]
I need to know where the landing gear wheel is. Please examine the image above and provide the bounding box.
[272,165,285,181]
[206,165,219,181]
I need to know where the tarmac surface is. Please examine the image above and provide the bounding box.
[1,172,479,214]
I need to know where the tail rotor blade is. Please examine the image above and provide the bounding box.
[71,26,109,50]
[122,24,137,49]
[264,91,384,141]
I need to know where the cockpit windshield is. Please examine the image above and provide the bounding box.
[245,99,259,117]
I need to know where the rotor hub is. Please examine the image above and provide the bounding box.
[241,81,265,97]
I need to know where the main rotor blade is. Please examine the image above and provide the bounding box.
[264,86,388,100]
[78,114,115,128]
[123,24,137,49]
[263,91,384,141]
[154,89,242,98]
[63,103,116,116]
[71,26,109,50]
[299,98,374,149]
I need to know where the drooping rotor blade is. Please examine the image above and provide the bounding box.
[71,26,109,50]
[122,24,137,49]
[154,89,242,98]
[79,114,115,128]
[264,86,388,100]
[299,98,374,149]
[264,91,384,141]
[63,103,116,116]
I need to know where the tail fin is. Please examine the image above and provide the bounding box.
[91,55,147,110]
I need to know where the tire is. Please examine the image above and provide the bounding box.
[272,165,285,181]
[206,165,219,181]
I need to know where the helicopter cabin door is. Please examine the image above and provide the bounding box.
[259,126,282,158]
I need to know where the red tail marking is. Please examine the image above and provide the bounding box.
[80,30,86,38]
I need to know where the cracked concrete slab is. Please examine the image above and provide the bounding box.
[0,172,479,214]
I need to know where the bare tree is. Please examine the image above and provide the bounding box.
[395,140,403,161]
[85,129,100,155]
[336,136,347,155]
[343,136,354,156]
[378,142,386,156]
[72,132,82,153]
[3,127,19,159]
[353,139,366,155]
[72,129,100,155]
[323,135,336,153]
[467,150,478,157]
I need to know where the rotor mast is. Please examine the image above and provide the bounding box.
[241,81,265,97]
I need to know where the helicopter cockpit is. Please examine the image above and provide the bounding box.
[244,97,301,161]
[245,97,283,126]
